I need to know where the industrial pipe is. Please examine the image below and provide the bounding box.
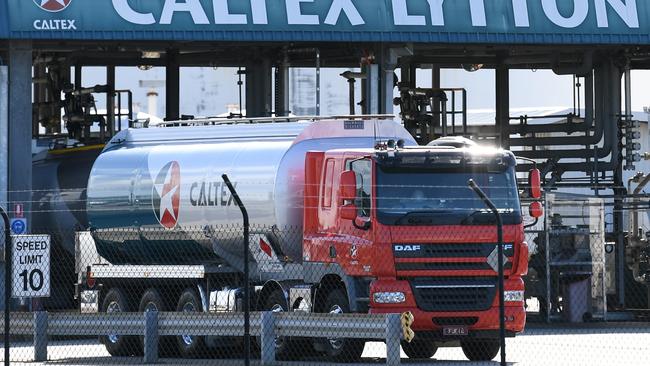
[513,59,621,165]
[509,73,594,135]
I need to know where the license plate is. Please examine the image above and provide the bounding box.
[443,325,468,336]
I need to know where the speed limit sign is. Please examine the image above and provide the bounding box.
[12,235,51,298]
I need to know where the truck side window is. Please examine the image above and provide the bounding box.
[347,159,372,217]
[322,159,335,208]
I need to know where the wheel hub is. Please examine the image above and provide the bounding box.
[181,302,196,346]
[327,305,344,350]
[106,301,121,344]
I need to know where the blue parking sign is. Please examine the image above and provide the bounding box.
[10,218,27,235]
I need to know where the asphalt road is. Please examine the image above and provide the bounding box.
[1,324,648,366]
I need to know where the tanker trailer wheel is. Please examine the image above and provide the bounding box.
[175,288,207,358]
[401,338,438,359]
[319,289,365,363]
[100,288,139,356]
[461,339,500,361]
[138,288,178,357]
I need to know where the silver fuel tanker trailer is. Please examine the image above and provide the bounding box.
[77,116,416,360]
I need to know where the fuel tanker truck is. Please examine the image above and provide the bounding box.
[76,116,538,362]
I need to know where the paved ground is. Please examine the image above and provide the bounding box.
[1,324,649,366]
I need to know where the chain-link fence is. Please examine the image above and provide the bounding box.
[0,189,649,366]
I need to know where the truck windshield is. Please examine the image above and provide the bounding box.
[376,166,522,226]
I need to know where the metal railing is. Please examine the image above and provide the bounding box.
[0,311,405,365]
[157,114,396,127]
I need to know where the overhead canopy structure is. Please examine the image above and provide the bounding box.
[2,0,650,44]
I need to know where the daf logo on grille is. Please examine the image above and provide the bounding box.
[395,245,421,252]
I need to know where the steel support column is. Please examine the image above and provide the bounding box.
[607,59,626,308]
[0,65,7,313]
[496,63,510,149]
[7,41,32,226]
[364,64,380,115]
[0,65,7,212]
[33,63,45,136]
[275,51,290,117]
[246,59,272,117]
[165,49,180,121]
[432,66,441,128]
[107,66,116,138]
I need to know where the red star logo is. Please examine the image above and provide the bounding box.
[153,162,181,229]
[34,0,71,12]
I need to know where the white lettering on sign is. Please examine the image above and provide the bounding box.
[512,0,530,27]
[595,0,639,28]
[251,0,269,25]
[428,0,445,26]
[541,0,589,28]
[106,0,642,30]
[324,0,365,26]
[392,0,425,26]
[286,0,319,25]
[112,0,155,25]
[160,0,210,25]
[33,19,77,30]
[12,235,51,298]
[214,0,247,25]
[469,0,487,27]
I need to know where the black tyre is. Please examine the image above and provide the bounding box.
[461,339,500,361]
[175,288,206,358]
[320,289,365,363]
[401,339,437,359]
[259,289,310,360]
[138,288,177,357]
[100,288,139,356]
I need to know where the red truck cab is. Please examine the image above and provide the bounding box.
[303,143,534,361]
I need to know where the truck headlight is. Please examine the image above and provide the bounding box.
[373,292,406,304]
[503,290,525,302]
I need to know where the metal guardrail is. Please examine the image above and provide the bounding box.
[0,311,404,365]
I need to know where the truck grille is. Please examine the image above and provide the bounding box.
[410,278,497,312]
[393,243,514,258]
[393,243,514,273]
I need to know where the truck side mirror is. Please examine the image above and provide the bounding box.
[339,170,357,202]
[340,204,357,220]
[529,201,543,218]
[528,169,542,199]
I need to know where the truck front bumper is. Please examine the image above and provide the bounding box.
[369,277,526,337]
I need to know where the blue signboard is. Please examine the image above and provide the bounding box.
[10,218,27,235]
[3,0,650,44]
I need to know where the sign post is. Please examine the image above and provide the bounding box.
[11,235,50,299]
[1,207,11,366]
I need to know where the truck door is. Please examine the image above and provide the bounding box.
[336,157,374,275]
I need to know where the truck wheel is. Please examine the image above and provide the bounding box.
[461,339,500,361]
[176,288,206,358]
[401,339,437,359]
[320,289,365,363]
[100,288,138,356]
[138,288,177,357]
[260,289,305,360]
